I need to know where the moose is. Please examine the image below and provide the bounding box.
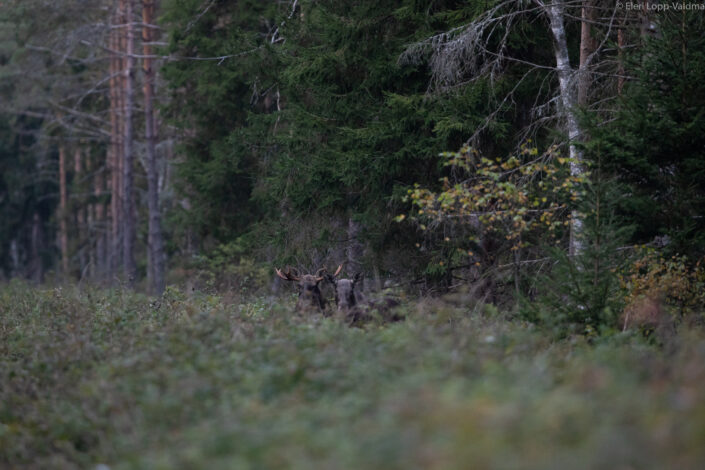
[276,263,402,323]
[325,269,363,313]
[275,265,332,313]
[326,267,403,325]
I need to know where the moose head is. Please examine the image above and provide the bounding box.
[326,266,403,325]
[325,265,362,313]
[275,266,328,312]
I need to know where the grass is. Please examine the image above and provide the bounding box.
[1,281,705,469]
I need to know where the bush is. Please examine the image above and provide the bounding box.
[3,281,705,469]
[522,177,633,337]
[619,250,705,333]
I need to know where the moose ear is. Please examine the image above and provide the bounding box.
[353,272,363,284]
[325,274,336,285]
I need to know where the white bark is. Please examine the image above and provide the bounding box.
[539,0,584,255]
[403,0,595,256]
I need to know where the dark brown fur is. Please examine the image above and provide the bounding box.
[326,271,403,325]
[276,267,327,313]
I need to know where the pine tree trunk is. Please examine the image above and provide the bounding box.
[639,0,652,38]
[617,25,625,95]
[543,0,584,256]
[94,162,106,280]
[88,182,95,279]
[59,145,69,275]
[109,15,123,278]
[122,0,137,284]
[578,0,596,106]
[31,212,43,283]
[74,148,87,276]
[143,0,166,294]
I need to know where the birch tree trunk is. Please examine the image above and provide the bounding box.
[143,0,166,294]
[541,0,584,255]
[122,0,137,283]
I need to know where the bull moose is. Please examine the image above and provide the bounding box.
[276,264,402,323]
[325,267,403,325]
[325,269,362,313]
[275,265,331,313]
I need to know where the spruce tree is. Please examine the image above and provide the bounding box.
[524,172,633,337]
[589,10,705,258]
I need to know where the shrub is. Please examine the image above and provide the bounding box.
[619,250,705,332]
[522,177,633,338]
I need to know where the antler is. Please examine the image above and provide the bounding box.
[275,266,300,281]
[333,264,343,278]
[315,267,327,281]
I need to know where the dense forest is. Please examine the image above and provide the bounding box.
[1,0,704,301]
[2,1,705,468]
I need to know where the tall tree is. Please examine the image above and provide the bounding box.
[539,0,585,255]
[109,12,124,278]
[121,0,137,283]
[402,0,626,256]
[588,8,705,258]
[578,0,597,106]
[73,147,88,275]
[142,0,166,294]
[58,144,69,275]
[160,1,523,274]
[2,0,177,287]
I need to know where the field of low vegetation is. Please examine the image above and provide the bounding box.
[2,281,705,470]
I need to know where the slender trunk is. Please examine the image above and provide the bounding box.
[122,0,137,284]
[639,0,652,38]
[578,0,596,106]
[542,0,584,256]
[143,0,165,294]
[94,163,106,280]
[10,239,19,278]
[109,15,123,278]
[88,179,95,279]
[513,243,521,299]
[617,25,625,95]
[74,148,87,276]
[31,212,43,283]
[59,145,69,275]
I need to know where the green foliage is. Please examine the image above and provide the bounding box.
[2,283,705,468]
[0,112,56,278]
[619,249,705,331]
[160,0,545,271]
[397,143,585,291]
[403,144,585,248]
[161,0,286,241]
[523,176,634,337]
[586,10,705,258]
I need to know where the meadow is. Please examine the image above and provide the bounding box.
[2,281,705,469]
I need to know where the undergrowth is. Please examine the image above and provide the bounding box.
[1,281,705,469]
